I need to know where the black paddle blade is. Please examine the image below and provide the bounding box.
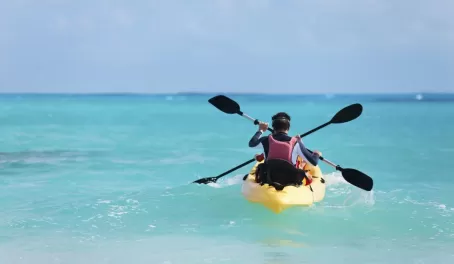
[340,168,373,191]
[330,103,363,124]
[193,177,218,184]
[208,95,241,115]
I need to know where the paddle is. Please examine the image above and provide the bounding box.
[192,158,255,184]
[208,95,363,135]
[194,95,373,191]
[207,95,373,191]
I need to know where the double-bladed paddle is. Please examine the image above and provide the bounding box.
[193,95,373,191]
[207,94,362,135]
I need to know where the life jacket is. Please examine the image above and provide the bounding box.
[253,135,313,188]
[266,135,298,163]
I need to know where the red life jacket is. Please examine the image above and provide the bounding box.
[267,135,298,163]
[265,135,313,186]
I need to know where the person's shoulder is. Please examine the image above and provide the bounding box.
[281,134,292,141]
[259,134,269,141]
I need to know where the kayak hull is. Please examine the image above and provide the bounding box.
[241,160,326,213]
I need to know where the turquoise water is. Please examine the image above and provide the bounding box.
[0,94,453,263]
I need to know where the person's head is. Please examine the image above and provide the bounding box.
[271,112,291,133]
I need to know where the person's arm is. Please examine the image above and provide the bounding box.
[296,137,320,166]
[249,122,269,148]
[248,131,264,147]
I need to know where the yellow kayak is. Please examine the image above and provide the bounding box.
[241,160,326,213]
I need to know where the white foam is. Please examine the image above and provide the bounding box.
[97,200,111,204]
[206,174,244,188]
[321,171,376,207]
[322,171,347,186]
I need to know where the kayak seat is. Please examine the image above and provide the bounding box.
[257,159,307,191]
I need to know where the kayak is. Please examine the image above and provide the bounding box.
[241,160,326,213]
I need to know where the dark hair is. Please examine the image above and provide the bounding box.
[271,112,291,131]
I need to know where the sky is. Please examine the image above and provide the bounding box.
[0,0,453,94]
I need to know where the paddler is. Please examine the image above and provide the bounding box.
[248,112,321,188]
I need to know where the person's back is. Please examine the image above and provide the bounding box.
[248,112,321,188]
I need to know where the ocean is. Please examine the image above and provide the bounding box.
[0,93,453,264]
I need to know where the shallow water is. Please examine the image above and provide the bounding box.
[0,94,453,263]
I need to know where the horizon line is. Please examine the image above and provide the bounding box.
[0,91,453,96]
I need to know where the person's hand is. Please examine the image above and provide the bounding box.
[313,150,322,156]
[295,134,301,141]
[255,153,265,162]
[258,122,268,132]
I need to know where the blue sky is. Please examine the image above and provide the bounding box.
[1,0,453,93]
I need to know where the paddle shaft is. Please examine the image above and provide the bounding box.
[307,149,337,168]
[213,158,255,180]
[239,114,340,170]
